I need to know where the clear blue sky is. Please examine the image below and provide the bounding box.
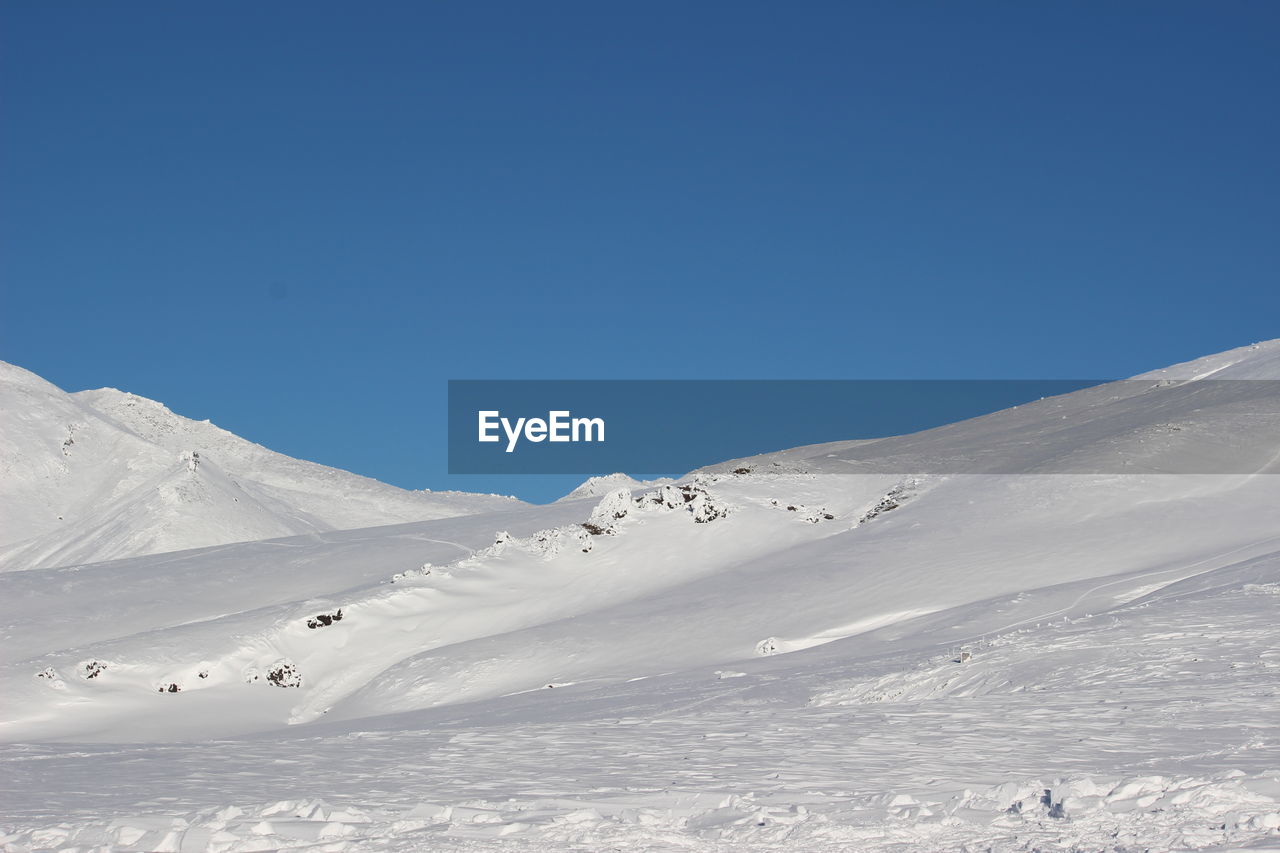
[2,2,1277,502]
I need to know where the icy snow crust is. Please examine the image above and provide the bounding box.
[3,341,1280,851]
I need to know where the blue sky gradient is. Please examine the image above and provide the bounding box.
[2,2,1277,502]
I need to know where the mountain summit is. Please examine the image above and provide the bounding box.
[0,363,522,571]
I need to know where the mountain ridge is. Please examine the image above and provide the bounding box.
[0,363,523,571]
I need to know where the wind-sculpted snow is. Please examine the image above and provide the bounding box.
[3,342,1280,851]
[4,772,1279,851]
[3,561,1279,850]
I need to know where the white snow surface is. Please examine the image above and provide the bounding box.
[3,342,1280,852]
[703,339,1280,478]
[558,473,675,501]
[0,362,522,571]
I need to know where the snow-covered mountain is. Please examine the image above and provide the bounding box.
[702,341,1280,478]
[556,472,675,501]
[2,341,1279,852]
[0,362,522,571]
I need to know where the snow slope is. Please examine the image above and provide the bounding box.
[703,340,1280,478]
[0,362,522,571]
[2,341,1279,852]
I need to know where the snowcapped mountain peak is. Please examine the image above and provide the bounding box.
[0,362,524,571]
[0,359,65,393]
[74,385,251,451]
[558,473,676,501]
